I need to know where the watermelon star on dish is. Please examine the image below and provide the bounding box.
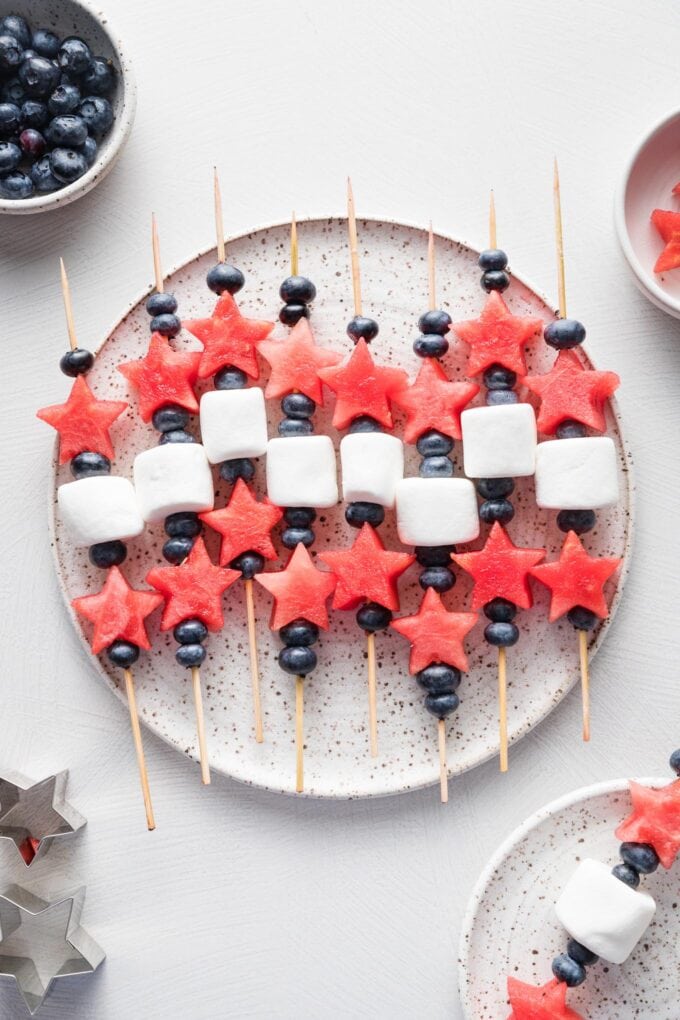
[615,779,680,869]
[118,333,201,422]
[200,478,283,566]
[146,537,239,631]
[255,543,337,631]
[391,588,477,673]
[258,318,343,404]
[184,292,274,380]
[317,339,409,430]
[392,359,479,443]
[37,376,128,464]
[319,523,415,611]
[452,522,545,610]
[507,976,584,1020]
[452,291,543,378]
[651,208,680,274]
[530,531,621,622]
[524,349,620,435]
[72,566,163,655]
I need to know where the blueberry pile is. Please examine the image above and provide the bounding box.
[0,13,115,199]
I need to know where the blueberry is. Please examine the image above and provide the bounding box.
[48,83,80,116]
[479,499,514,525]
[670,749,680,776]
[484,621,519,646]
[476,477,514,499]
[81,135,97,167]
[556,419,587,439]
[281,527,314,549]
[0,101,20,135]
[280,275,316,303]
[176,643,207,668]
[89,540,127,568]
[415,545,453,567]
[70,451,110,478]
[164,512,201,538]
[19,56,60,98]
[0,34,23,72]
[162,536,194,564]
[278,417,313,437]
[81,56,114,96]
[214,366,247,389]
[107,640,139,668]
[478,248,508,271]
[280,619,319,647]
[557,509,596,535]
[483,598,517,623]
[416,430,453,457]
[0,79,24,104]
[486,389,518,405]
[347,315,379,342]
[419,565,455,592]
[348,415,382,433]
[150,312,181,337]
[58,37,92,75]
[220,457,255,483]
[544,319,586,349]
[279,302,308,326]
[18,128,44,157]
[345,501,384,528]
[356,602,392,632]
[413,333,449,358]
[611,863,640,889]
[159,429,194,445]
[566,939,598,967]
[153,405,190,432]
[20,99,48,128]
[49,147,88,184]
[206,263,245,295]
[425,691,460,719]
[283,507,316,527]
[281,392,315,419]
[0,170,33,198]
[0,15,31,48]
[146,291,177,316]
[483,364,517,390]
[416,663,461,695]
[231,551,265,578]
[279,645,317,676]
[419,455,453,478]
[0,140,20,171]
[481,270,510,293]
[30,155,60,191]
[567,606,597,631]
[620,843,659,874]
[551,954,586,988]
[417,309,451,335]
[46,113,88,147]
[174,618,208,645]
[78,95,112,138]
[31,29,60,59]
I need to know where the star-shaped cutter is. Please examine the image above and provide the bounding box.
[0,772,86,868]
[0,884,104,1014]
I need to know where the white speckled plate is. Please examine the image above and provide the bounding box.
[49,218,633,798]
[459,778,680,1018]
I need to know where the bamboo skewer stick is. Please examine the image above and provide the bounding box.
[290,211,299,276]
[192,666,211,785]
[498,647,509,773]
[123,669,156,830]
[579,630,590,743]
[151,213,164,293]
[59,259,78,351]
[295,675,304,793]
[437,719,448,803]
[213,168,226,264]
[244,579,264,744]
[428,221,436,310]
[366,633,378,758]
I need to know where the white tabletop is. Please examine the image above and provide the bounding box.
[3,0,680,1016]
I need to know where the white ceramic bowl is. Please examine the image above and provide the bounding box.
[0,0,135,214]
[615,108,680,318]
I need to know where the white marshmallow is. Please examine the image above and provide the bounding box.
[535,437,619,509]
[340,433,404,508]
[134,443,214,524]
[462,403,537,478]
[58,475,145,547]
[555,858,655,965]
[199,388,268,465]
[395,477,480,546]
[266,436,338,508]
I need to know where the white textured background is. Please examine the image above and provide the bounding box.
[1,0,680,1016]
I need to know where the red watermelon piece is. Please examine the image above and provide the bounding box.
[615,779,680,869]
[651,208,680,273]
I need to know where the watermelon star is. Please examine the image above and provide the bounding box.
[317,339,409,430]
[530,531,621,622]
[391,359,479,443]
[319,523,415,611]
[651,208,680,274]
[615,779,680,869]
[200,478,283,566]
[524,349,620,435]
[72,566,163,655]
[452,291,543,378]
[258,317,343,404]
[146,537,239,632]
[37,376,128,464]
[184,292,274,380]
[255,543,336,631]
[507,976,584,1020]
[452,522,545,610]
[118,333,201,422]
[391,588,477,673]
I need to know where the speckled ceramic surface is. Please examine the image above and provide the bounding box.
[459,777,679,1018]
[48,218,633,797]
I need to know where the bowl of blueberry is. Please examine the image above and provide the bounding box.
[0,0,135,212]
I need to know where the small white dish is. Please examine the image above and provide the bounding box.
[0,0,135,215]
[615,108,680,318]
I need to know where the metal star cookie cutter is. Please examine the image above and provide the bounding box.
[0,884,105,1014]
[0,771,86,867]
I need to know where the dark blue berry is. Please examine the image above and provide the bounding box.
[18,127,44,156]
[479,499,514,525]
[1,79,24,104]
[348,415,382,433]
[419,455,453,478]
[0,15,31,48]
[59,347,94,378]
[20,99,48,128]
[544,319,586,350]
[214,366,247,389]
[483,364,517,390]
[556,419,587,439]
[220,458,255,483]
[164,512,201,538]
[19,56,60,98]
[281,392,315,418]
[476,477,514,499]
[425,692,460,719]
[551,954,586,987]
[620,843,659,874]
[174,618,208,645]
[566,939,598,967]
[58,37,92,75]
[413,333,449,358]
[567,606,597,630]
[0,170,33,198]
[146,292,177,316]
[278,417,313,437]
[30,155,60,191]
[206,263,244,295]
[284,507,316,527]
[612,863,640,889]
[47,83,80,115]
[417,309,451,335]
[557,509,596,535]
[280,276,316,303]
[419,565,455,592]
[81,57,114,96]
[481,270,510,293]
[356,602,392,632]
[484,621,519,647]
[46,113,87,147]
[279,645,316,676]
[416,663,461,694]
[176,643,207,668]
[670,749,680,776]
[70,451,110,478]
[31,29,60,59]
[484,598,516,622]
[345,501,384,528]
[347,315,379,342]
[0,140,20,171]
[89,540,126,568]
[280,619,319,647]
[49,146,88,184]
[279,303,308,326]
[231,551,264,578]
[281,527,314,549]
[416,430,453,456]
[153,405,190,432]
[0,34,22,72]
[163,536,194,564]
[150,312,181,337]
[107,640,139,668]
[478,248,508,271]
[159,429,195,445]
[486,389,518,405]
[415,545,453,567]
[0,101,20,135]
[78,95,112,138]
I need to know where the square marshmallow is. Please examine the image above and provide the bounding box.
[199,388,268,464]
[340,433,404,507]
[395,478,480,546]
[134,443,214,523]
[462,403,537,478]
[535,437,619,509]
[555,858,655,965]
[58,475,145,547]
[266,436,338,508]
